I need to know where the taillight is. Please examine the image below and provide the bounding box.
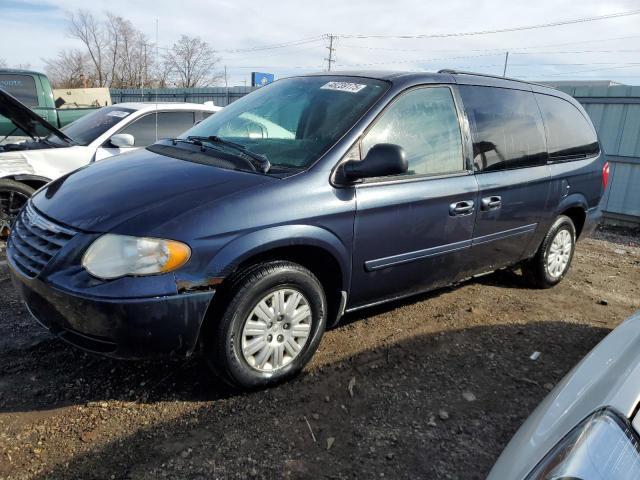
[602,161,610,189]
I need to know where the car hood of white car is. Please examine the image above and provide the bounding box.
[0,145,93,181]
[488,310,640,480]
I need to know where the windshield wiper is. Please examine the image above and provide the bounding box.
[186,135,271,173]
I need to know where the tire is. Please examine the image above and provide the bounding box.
[203,261,327,389]
[0,179,34,239]
[522,215,577,288]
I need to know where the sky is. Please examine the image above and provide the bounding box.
[1,0,640,86]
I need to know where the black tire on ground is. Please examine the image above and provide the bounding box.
[203,260,327,389]
[522,215,577,289]
[0,179,34,239]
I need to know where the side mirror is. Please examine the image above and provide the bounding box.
[341,144,407,182]
[109,133,135,148]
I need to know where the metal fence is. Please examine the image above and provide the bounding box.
[110,86,258,107]
[558,85,640,226]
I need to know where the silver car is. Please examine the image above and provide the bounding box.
[489,310,640,480]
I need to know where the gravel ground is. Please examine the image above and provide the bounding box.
[0,226,639,480]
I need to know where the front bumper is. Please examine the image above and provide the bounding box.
[10,269,215,359]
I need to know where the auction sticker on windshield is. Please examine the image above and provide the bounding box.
[107,111,131,118]
[320,81,367,93]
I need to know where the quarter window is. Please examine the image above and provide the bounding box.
[535,94,599,161]
[459,86,547,172]
[120,111,196,146]
[361,87,464,177]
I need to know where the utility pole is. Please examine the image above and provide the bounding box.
[325,34,336,71]
[224,65,229,106]
[503,51,509,77]
[141,43,146,101]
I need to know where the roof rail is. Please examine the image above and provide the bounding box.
[437,69,551,89]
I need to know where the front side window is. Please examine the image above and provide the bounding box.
[182,76,389,170]
[0,74,38,107]
[49,106,135,146]
[119,111,196,147]
[361,86,464,176]
[459,85,547,172]
[535,93,600,161]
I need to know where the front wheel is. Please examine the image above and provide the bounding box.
[204,261,327,389]
[0,179,34,239]
[522,215,576,288]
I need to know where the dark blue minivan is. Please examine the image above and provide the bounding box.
[7,71,608,388]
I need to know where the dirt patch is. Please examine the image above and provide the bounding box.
[0,227,639,479]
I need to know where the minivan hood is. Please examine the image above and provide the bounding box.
[31,148,277,233]
[0,88,72,143]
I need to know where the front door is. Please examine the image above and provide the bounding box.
[349,85,479,308]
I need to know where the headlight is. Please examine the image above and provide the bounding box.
[82,234,191,279]
[527,409,640,479]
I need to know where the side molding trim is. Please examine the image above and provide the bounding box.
[364,223,538,272]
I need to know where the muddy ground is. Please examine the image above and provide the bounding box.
[0,227,639,480]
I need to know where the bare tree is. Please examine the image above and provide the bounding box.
[47,10,222,90]
[105,13,154,88]
[0,58,7,68]
[43,49,92,88]
[163,35,221,88]
[45,9,158,89]
[67,10,107,86]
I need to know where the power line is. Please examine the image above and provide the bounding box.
[221,43,324,61]
[540,63,640,76]
[339,45,640,57]
[337,9,640,40]
[512,49,640,55]
[218,36,325,54]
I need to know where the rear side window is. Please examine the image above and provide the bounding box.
[459,86,547,172]
[361,86,464,176]
[120,111,195,146]
[535,94,600,161]
[0,74,38,107]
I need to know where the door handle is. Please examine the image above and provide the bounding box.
[481,196,502,211]
[449,200,475,216]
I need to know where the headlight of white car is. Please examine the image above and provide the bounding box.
[527,409,640,479]
[82,234,191,279]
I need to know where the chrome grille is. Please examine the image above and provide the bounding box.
[7,203,76,278]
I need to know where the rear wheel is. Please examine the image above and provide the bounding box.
[0,180,34,240]
[203,261,327,389]
[522,215,576,288]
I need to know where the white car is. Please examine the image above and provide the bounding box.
[489,309,640,480]
[0,90,220,236]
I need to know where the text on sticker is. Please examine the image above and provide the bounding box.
[320,82,367,93]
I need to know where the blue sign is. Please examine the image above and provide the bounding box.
[251,72,275,87]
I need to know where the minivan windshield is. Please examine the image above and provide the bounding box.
[47,106,135,146]
[180,76,389,170]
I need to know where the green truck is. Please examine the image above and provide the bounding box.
[0,69,98,137]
